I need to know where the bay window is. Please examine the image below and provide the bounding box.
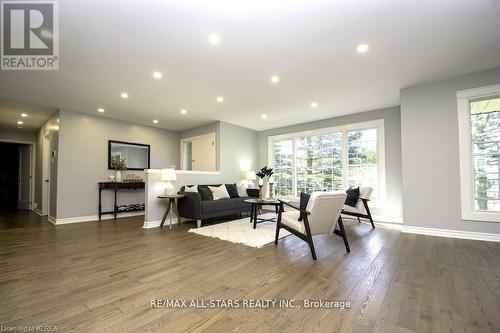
[269,120,385,203]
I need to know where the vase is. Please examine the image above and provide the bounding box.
[258,185,263,199]
[115,170,122,182]
[268,183,274,199]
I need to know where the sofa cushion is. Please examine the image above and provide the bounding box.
[202,197,247,213]
[198,186,213,201]
[184,185,198,193]
[209,184,230,200]
[225,184,239,198]
[237,183,249,197]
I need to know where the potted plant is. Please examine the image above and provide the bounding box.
[256,166,274,199]
[111,155,127,182]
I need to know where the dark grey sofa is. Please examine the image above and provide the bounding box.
[177,184,259,228]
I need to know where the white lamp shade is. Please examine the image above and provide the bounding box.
[246,171,257,180]
[160,168,177,181]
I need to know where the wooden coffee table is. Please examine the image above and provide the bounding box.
[244,198,280,229]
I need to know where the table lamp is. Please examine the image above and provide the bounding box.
[160,168,177,195]
[246,171,256,187]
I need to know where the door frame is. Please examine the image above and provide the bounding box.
[0,139,36,212]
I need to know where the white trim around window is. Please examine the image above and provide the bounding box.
[267,119,386,205]
[457,84,500,222]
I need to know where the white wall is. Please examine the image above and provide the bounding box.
[56,110,179,219]
[400,67,500,234]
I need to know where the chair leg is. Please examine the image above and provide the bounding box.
[362,199,375,229]
[337,216,350,253]
[303,215,317,260]
[357,216,361,223]
[274,225,280,244]
[308,235,317,260]
[275,206,283,245]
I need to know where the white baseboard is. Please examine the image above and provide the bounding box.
[372,215,403,224]
[402,225,500,242]
[143,217,179,229]
[34,208,46,216]
[48,216,56,224]
[54,212,144,225]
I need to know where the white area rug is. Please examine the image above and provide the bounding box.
[188,213,290,248]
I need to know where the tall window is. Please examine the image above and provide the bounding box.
[457,85,500,222]
[470,97,500,212]
[348,129,378,200]
[269,120,385,201]
[273,140,293,197]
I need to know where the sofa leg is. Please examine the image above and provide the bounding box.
[197,220,202,228]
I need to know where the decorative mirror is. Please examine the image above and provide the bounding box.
[108,140,150,170]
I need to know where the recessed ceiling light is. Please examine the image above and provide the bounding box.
[310,102,318,108]
[208,33,221,45]
[17,120,23,125]
[270,76,280,84]
[180,109,187,114]
[153,71,162,79]
[216,96,224,103]
[21,113,28,117]
[261,114,268,119]
[120,92,129,99]
[153,119,159,124]
[357,44,369,54]
[97,108,105,113]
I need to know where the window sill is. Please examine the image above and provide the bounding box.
[462,211,500,223]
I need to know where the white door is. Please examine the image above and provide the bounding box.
[18,145,31,210]
[191,134,216,171]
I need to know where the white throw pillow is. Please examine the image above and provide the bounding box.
[236,183,249,198]
[184,185,198,193]
[208,184,230,200]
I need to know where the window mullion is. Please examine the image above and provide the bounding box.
[341,130,348,190]
[292,138,297,198]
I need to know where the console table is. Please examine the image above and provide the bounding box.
[98,181,145,220]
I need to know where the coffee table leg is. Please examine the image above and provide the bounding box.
[253,204,257,229]
[249,204,254,223]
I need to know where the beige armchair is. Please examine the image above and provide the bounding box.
[342,187,375,228]
[274,192,349,260]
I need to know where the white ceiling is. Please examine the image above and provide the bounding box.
[1,0,499,131]
[0,98,57,131]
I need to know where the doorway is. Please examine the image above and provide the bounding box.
[0,142,33,212]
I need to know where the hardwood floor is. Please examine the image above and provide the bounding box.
[1,211,499,333]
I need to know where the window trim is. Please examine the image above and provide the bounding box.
[457,84,500,222]
[267,119,386,205]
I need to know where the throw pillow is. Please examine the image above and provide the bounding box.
[236,183,249,198]
[198,186,213,201]
[225,184,239,198]
[184,185,198,193]
[345,187,360,207]
[298,192,311,221]
[209,184,230,200]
